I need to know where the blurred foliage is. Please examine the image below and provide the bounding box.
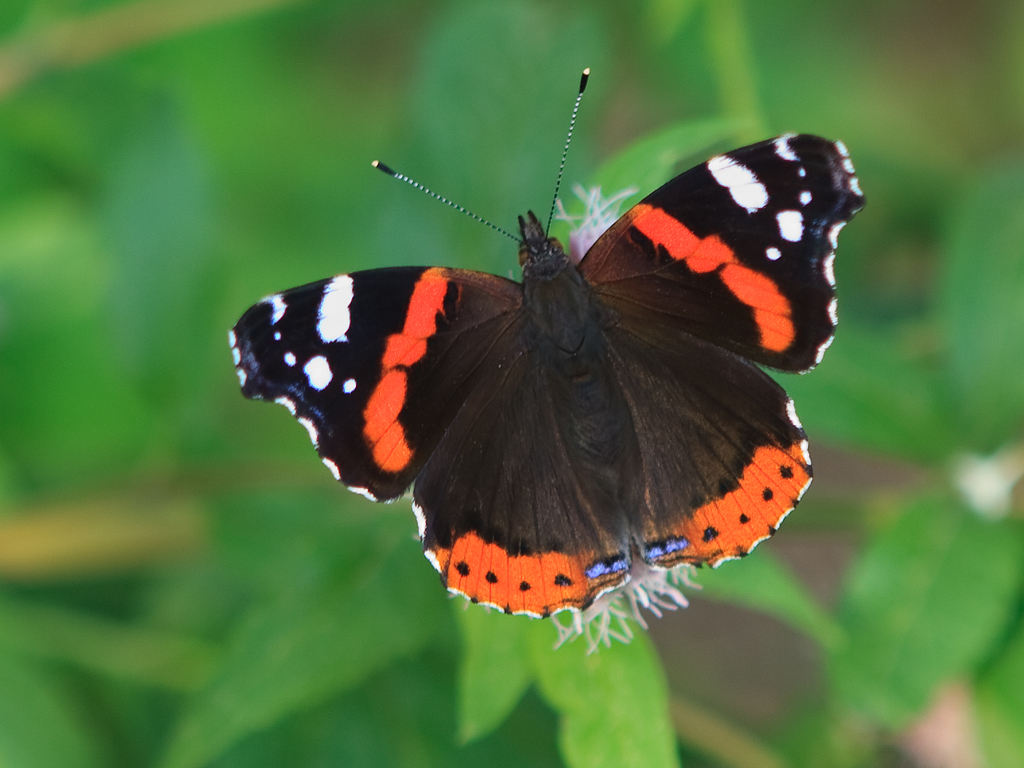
[0,0,1023,767]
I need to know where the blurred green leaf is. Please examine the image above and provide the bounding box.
[0,651,101,768]
[160,529,443,768]
[0,594,215,690]
[940,163,1024,450]
[977,623,1024,768]
[830,495,1022,727]
[530,623,679,768]
[781,324,953,462]
[699,550,842,650]
[590,116,748,199]
[455,604,531,743]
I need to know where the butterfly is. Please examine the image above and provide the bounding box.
[229,133,863,617]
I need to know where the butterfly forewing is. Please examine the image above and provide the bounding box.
[581,134,863,372]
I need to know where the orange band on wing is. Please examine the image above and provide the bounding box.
[630,204,795,352]
[428,532,611,616]
[362,269,454,473]
[651,442,811,567]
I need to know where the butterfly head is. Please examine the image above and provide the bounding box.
[518,210,571,278]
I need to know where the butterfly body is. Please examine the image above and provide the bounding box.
[231,134,864,616]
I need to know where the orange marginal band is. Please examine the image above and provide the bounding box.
[661,442,810,566]
[631,205,795,352]
[428,532,604,616]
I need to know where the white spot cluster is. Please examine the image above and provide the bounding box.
[776,210,804,242]
[317,275,354,343]
[303,355,333,390]
[707,155,768,213]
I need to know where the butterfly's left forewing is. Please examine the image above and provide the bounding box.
[231,267,523,501]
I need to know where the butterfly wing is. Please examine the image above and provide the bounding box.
[581,134,864,372]
[230,267,523,501]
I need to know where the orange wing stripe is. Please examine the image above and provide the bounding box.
[362,269,453,473]
[630,204,795,352]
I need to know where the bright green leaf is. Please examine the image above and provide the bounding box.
[782,324,953,462]
[830,495,1022,727]
[455,604,532,743]
[977,623,1024,768]
[699,550,842,650]
[0,651,101,768]
[530,623,679,768]
[941,163,1024,449]
[160,531,443,768]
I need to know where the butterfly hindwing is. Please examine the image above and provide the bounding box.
[230,267,522,501]
[581,134,863,372]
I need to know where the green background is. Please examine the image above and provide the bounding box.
[1,0,1023,766]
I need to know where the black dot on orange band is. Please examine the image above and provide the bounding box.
[485,571,497,583]
[456,561,470,577]
[762,487,774,501]
[718,479,730,495]
[703,527,719,542]
[767,525,777,535]
[554,574,572,587]
[519,581,531,592]
[739,514,750,524]
[780,465,794,479]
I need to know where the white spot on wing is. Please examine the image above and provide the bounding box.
[814,334,835,365]
[274,396,297,415]
[412,500,427,539]
[798,166,806,177]
[828,221,846,248]
[799,439,811,465]
[849,175,863,196]
[707,155,768,213]
[774,134,798,161]
[298,416,318,445]
[236,368,247,386]
[835,140,850,158]
[304,355,333,390]
[786,399,804,430]
[322,457,341,480]
[824,251,836,286]
[776,210,804,242]
[799,191,812,206]
[230,345,241,366]
[766,247,782,261]
[827,297,839,324]
[349,486,377,502]
[284,351,296,366]
[343,378,357,394]
[424,549,442,573]
[317,275,354,343]
[266,294,286,325]
[274,331,281,341]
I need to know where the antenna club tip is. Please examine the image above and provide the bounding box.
[579,68,590,92]
[372,160,396,176]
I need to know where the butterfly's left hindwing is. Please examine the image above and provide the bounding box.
[230,267,523,501]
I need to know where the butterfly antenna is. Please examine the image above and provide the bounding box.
[545,67,590,234]
[371,160,519,242]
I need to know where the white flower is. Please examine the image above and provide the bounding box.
[554,184,639,264]
[952,443,1024,519]
[552,560,698,654]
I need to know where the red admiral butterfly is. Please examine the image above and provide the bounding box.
[230,132,863,618]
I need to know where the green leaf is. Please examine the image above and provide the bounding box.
[830,495,1022,727]
[591,117,749,200]
[0,651,101,768]
[455,604,532,743]
[160,531,443,768]
[941,163,1024,449]
[781,324,953,462]
[530,623,680,768]
[977,624,1024,768]
[699,551,842,650]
